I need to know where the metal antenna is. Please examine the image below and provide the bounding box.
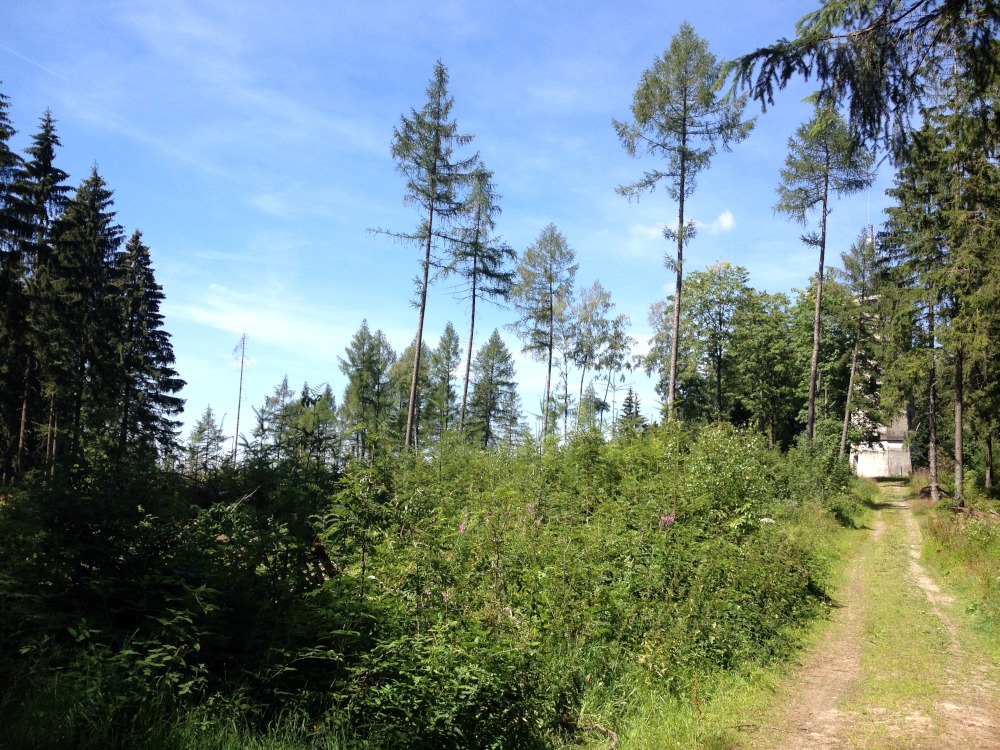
[232,334,247,461]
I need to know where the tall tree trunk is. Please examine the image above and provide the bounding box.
[985,432,993,491]
[539,277,557,440]
[954,346,964,505]
[459,257,478,431]
[839,334,861,458]
[16,354,32,476]
[667,153,686,422]
[807,175,830,443]
[406,205,434,449]
[928,302,941,503]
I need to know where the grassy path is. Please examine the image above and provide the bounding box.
[741,482,1000,749]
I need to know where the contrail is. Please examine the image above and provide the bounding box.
[0,42,69,82]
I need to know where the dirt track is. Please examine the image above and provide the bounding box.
[742,484,1000,749]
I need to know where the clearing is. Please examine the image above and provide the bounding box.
[741,481,1000,749]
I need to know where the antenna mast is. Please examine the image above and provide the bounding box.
[233,334,247,461]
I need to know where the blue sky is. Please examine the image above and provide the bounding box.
[2,0,893,443]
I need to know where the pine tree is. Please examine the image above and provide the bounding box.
[614,22,753,420]
[508,224,577,439]
[775,103,874,441]
[376,61,478,449]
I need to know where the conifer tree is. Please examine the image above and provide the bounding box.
[508,224,577,439]
[377,61,478,449]
[186,405,226,479]
[614,23,753,420]
[0,87,25,478]
[389,339,431,446]
[834,228,882,457]
[112,230,184,464]
[728,0,1000,157]
[448,166,514,429]
[568,282,632,431]
[339,320,397,460]
[10,111,71,473]
[883,122,952,501]
[427,323,462,439]
[466,330,520,450]
[775,103,874,441]
[48,168,124,461]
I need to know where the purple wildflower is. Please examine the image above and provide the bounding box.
[459,523,467,534]
[659,513,675,530]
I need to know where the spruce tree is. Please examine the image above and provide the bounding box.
[0,87,25,479]
[338,320,397,461]
[112,230,184,465]
[466,330,520,450]
[10,111,71,473]
[48,168,124,462]
[427,323,462,439]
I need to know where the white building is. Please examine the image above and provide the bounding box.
[850,414,912,478]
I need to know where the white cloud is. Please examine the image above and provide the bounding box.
[699,210,736,235]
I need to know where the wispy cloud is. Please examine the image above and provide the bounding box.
[0,42,69,81]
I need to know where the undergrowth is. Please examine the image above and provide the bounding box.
[0,424,864,748]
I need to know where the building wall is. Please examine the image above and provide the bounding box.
[851,440,913,478]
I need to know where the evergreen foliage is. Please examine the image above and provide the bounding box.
[508,224,577,439]
[0,26,997,744]
[376,61,478,449]
[775,103,874,441]
[727,0,1000,157]
[338,320,397,460]
[465,329,521,449]
[614,22,753,420]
